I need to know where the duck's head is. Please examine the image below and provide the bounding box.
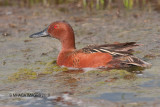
[29,21,75,41]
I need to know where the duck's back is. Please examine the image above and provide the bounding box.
[57,42,151,68]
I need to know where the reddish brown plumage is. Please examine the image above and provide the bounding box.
[57,50,113,68]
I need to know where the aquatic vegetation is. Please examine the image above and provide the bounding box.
[86,69,135,80]
[40,60,68,75]
[0,0,158,10]
[84,69,138,88]
[7,60,68,81]
[34,61,47,65]
[123,0,134,9]
[123,74,137,80]
[95,81,106,86]
[87,69,130,76]
[8,68,37,81]
[83,0,87,8]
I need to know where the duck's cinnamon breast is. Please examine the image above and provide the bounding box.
[57,52,113,68]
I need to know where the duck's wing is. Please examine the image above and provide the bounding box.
[81,42,151,68]
[82,42,138,56]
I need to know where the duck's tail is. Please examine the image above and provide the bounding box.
[120,55,151,68]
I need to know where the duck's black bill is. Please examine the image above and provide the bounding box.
[29,28,50,38]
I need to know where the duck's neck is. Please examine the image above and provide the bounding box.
[60,32,76,52]
[57,32,76,66]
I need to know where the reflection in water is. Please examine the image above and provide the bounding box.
[54,70,84,92]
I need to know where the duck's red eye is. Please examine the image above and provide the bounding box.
[54,25,58,29]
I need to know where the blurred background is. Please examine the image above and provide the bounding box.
[0,0,160,11]
[1,0,160,107]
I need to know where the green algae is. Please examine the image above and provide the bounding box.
[86,70,105,74]
[134,51,142,54]
[7,60,68,82]
[84,69,136,87]
[34,61,47,65]
[35,67,40,70]
[86,69,130,77]
[108,69,130,75]
[123,74,137,80]
[106,69,137,81]
[6,54,16,58]
[85,69,139,88]
[8,68,37,81]
[95,81,106,86]
[40,60,68,75]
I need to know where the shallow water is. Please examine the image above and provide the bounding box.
[95,92,156,102]
[0,6,160,107]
